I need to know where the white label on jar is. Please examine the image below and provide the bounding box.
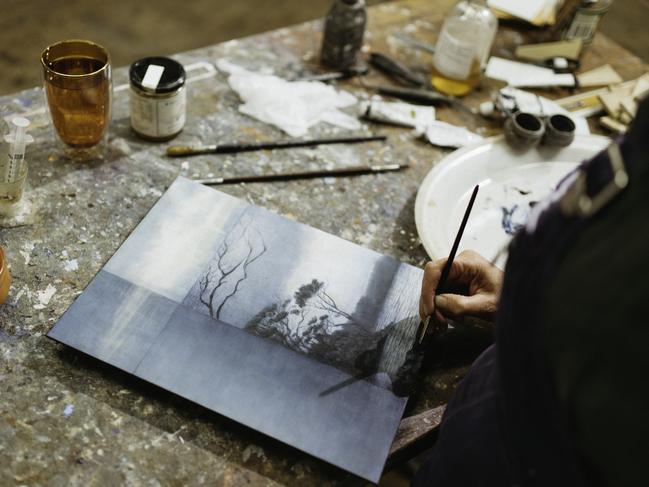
[141,64,165,90]
[130,88,186,138]
[433,29,476,80]
[566,12,600,43]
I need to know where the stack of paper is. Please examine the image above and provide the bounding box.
[488,0,563,26]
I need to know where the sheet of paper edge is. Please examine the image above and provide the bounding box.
[516,39,583,61]
[486,57,575,87]
[488,0,557,25]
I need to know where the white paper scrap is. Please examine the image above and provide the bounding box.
[216,59,360,137]
[424,121,484,148]
[486,57,575,88]
[488,0,560,24]
[360,100,435,129]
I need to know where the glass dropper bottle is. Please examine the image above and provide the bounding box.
[0,117,33,216]
[431,0,498,96]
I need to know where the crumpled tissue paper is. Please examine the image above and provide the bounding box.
[216,59,360,137]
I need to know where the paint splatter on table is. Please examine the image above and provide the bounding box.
[0,0,646,484]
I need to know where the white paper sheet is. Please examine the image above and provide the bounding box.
[486,57,575,88]
[488,0,560,23]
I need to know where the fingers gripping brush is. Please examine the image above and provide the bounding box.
[393,185,479,397]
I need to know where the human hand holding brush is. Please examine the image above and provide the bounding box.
[419,250,504,330]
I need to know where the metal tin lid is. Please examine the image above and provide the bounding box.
[129,56,186,94]
[579,0,612,14]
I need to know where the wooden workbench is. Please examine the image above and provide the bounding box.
[0,0,646,485]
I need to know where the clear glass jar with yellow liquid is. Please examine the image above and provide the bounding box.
[431,0,497,96]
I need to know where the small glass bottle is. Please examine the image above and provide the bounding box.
[0,117,33,216]
[431,0,497,97]
[321,0,367,70]
[563,0,612,44]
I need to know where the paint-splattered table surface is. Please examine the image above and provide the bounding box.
[1,0,647,484]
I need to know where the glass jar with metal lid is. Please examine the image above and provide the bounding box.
[129,56,186,141]
[563,0,612,44]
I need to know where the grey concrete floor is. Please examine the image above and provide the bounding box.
[0,0,647,96]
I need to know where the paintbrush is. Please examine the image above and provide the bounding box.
[369,52,428,87]
[293,65,369,82]
[194,163,408,185]
[416,184,480,344]
[166,135,387,157]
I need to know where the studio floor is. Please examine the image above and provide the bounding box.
[1,0,648,96]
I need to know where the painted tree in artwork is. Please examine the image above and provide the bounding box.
[246,278,392,374]
[248,279,360,350]
[197,209,267,320]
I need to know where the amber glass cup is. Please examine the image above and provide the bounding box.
[41,40,111,149]
[0,246,11,305]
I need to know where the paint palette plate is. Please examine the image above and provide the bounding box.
[415,134,610,268]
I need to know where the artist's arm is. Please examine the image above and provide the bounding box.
[419,250,504,326]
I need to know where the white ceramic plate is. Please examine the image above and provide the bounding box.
[415,134,610,268]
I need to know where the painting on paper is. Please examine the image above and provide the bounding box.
[48,177,422,483]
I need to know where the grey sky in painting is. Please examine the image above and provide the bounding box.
[180,190,417,332]
[104,178,247,302]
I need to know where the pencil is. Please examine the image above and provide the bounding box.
[417,184,480,344]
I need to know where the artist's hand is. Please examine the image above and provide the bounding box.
[419,250,504,327]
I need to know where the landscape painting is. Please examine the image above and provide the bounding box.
[47,177,423,483]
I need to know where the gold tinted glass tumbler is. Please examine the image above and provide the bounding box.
[41,40,111,149]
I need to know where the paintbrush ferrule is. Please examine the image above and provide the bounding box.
[166,145,218,157]
[371,164,403,171]
[194,177,225,185]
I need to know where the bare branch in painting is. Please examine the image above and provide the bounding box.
[197,209,267,320]
[314,289,355,323]
[215,233,268,319]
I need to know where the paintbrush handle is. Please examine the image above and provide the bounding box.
[436,184,480,294]
[375,85,453,106]
[195,164,407,185]
[166,135,387,157]
[418,184,479,344]
[369,52,426,87]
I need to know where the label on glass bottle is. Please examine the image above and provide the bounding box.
[5,152,23,183]
[433,30,476,80]
[130,88,186,139]
[565,12,600,43]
